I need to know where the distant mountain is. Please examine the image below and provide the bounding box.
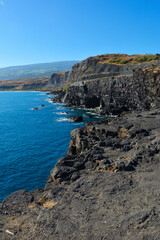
[0,61,80,81]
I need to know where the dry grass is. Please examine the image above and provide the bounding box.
[0,77,49,91]
[28,202,37,209]
[88,128,93,132]
[43,201,58,208]
[107,164,117,172]
[118,128,130,138]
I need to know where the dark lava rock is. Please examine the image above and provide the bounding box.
[1,190,33,215]
[52,56,160,115]
[67,115,83,122]
[86,114,94,118]
[0,108,160,240]
[1,54,160,239]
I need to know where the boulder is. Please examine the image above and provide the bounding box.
[67,115,83,122]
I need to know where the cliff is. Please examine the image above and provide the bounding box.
[48,71,72,89]
[0,108,160,239]
[0,54,160,240]
[52,54,160,114]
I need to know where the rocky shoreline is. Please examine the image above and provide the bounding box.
[0,106,160,240]
[0,54,160,239]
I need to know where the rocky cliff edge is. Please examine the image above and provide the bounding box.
[52,54,160,115]
[0,108,160,240]
[0,54,160,240]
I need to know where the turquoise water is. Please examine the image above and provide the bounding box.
[0,91,88,202]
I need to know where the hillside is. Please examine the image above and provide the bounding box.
[0,61,79,81]
[49,54,160,90]
[0,77,50,91]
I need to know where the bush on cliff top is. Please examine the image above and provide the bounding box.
[96,54,160,65]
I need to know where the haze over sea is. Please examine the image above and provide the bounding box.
[0,91,87,202]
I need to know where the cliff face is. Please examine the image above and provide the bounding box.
[0,54,160,239]
[69,68,160,112]
[51,54,160,114]
[53,62,160,114]
[51,55,158,88]
[48,71,72,88]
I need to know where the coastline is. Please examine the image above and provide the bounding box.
[0,92,86,203]
[1,54,160,239]
[0,105,160,239]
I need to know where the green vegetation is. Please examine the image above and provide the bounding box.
[0,77,50,91]
[134,55,159,63]
[0,61,79,81]
[63,84,69,92]
[62,82,72,92]
[151,63,157,68]
[96,54,160,65]
[108,55,160,65]
[86,67,93,72]
[109,57,133,64]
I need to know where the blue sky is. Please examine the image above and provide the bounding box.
[0,0,160,68]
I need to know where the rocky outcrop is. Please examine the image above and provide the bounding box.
[70,55,155,83]
[0,54,160,239]
[67,115,83,122]
[48,108,160,185]
[48,71,72,88]
[61,68,160,114]
[0,108,160,240]
[52,54,160,114]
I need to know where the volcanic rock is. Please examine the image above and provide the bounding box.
[67,115,83,122]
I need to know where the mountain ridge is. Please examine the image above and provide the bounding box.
[0,60,80,81]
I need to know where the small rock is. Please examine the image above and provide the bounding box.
[67,115,83,122]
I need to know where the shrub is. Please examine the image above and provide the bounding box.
[134,55,159,63]
[63,84,69,92]
[86,67,93,72]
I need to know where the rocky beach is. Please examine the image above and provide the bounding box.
[0,54,160,240]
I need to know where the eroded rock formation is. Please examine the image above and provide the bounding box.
[0,54,160,240]
[52,54,160,115]
[0,108,160,240]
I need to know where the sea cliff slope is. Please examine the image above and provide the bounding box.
[52,54,160,114]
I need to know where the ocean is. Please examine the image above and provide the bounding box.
[0,91,86,202]
[0,91,102,202]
